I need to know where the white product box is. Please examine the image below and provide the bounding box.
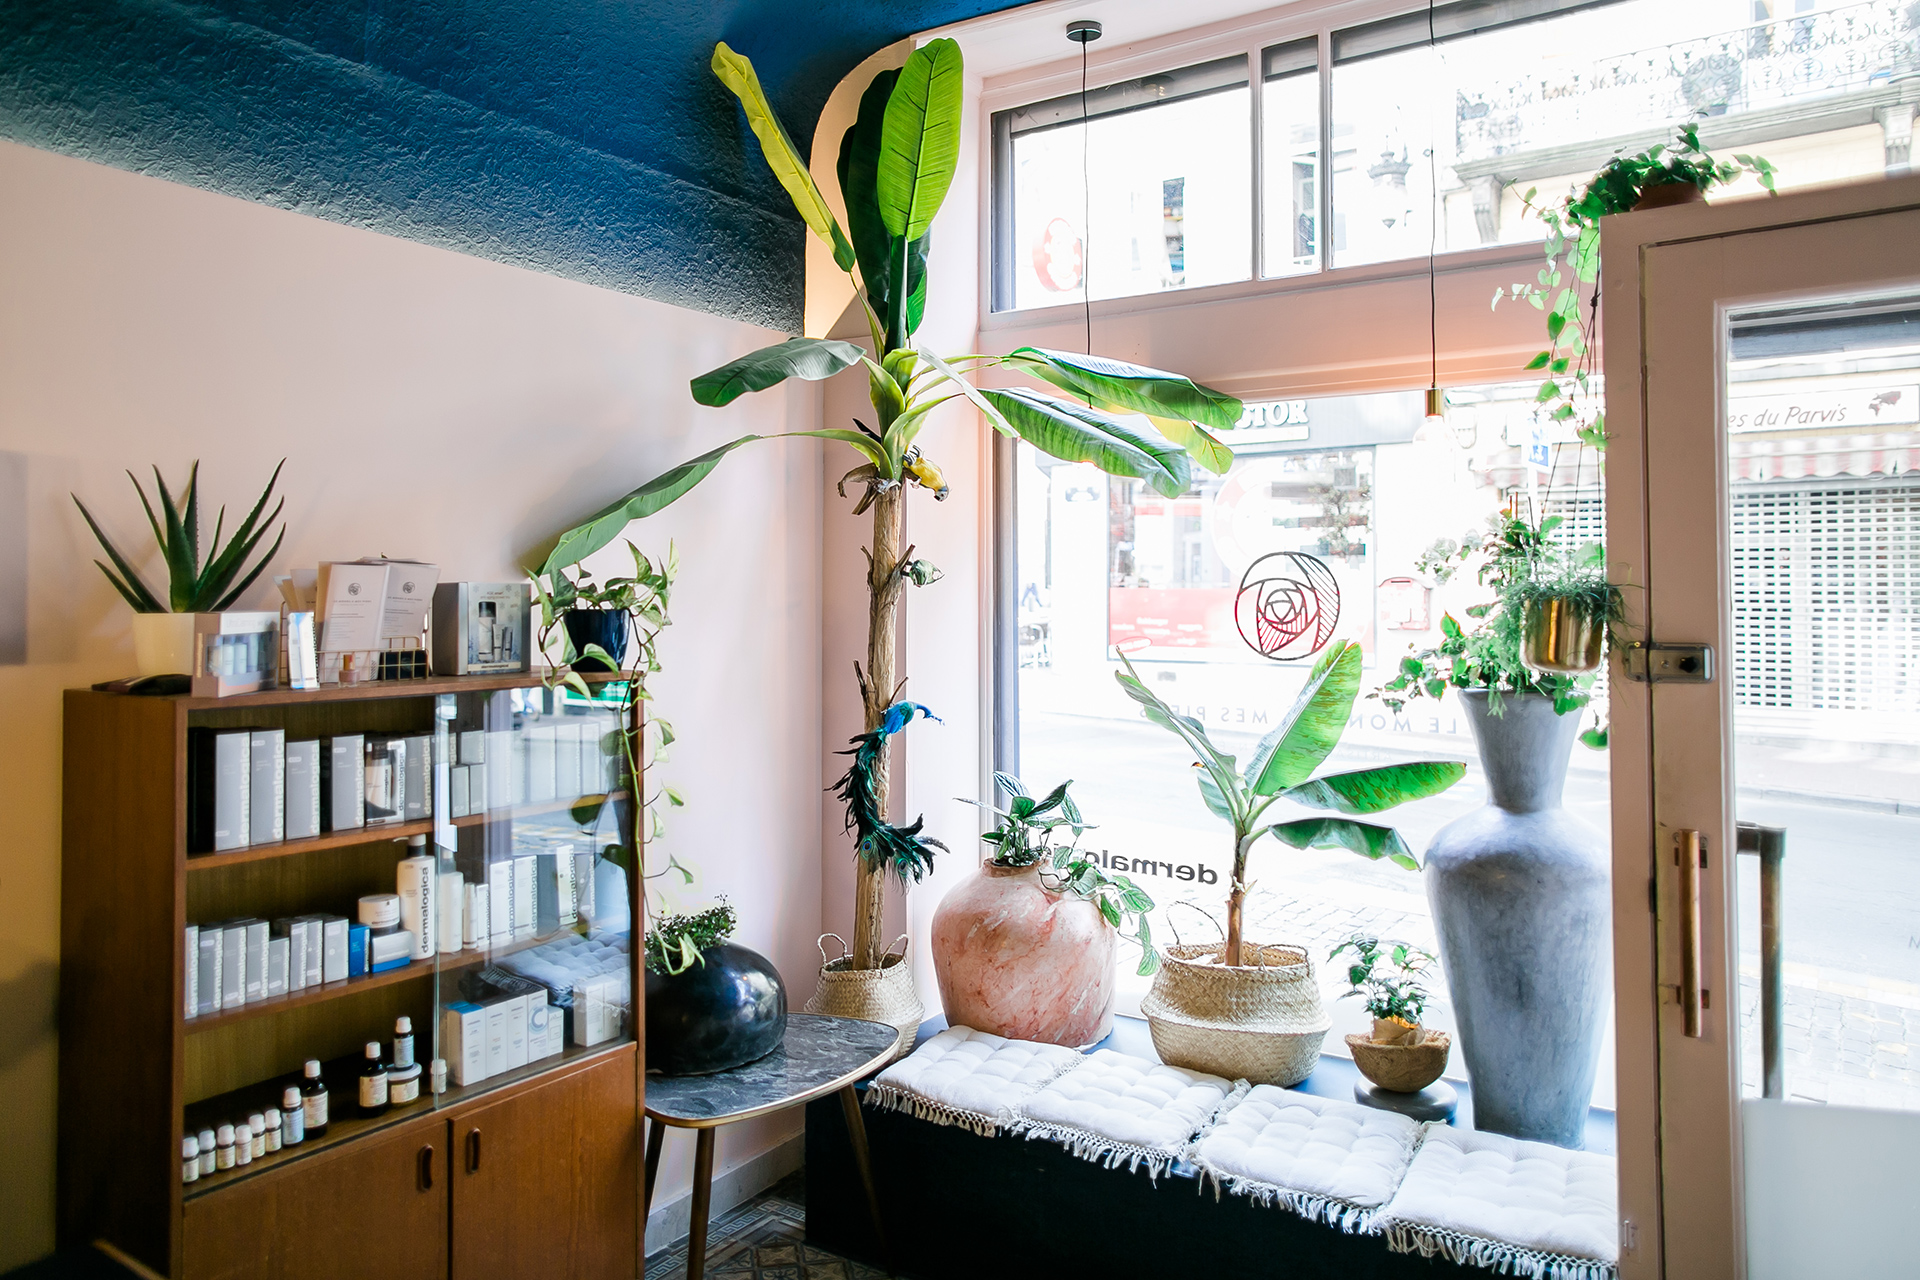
[284,739,322,840]
[243,920,269,1003]
[437,873,465,954]
[484,1001,508,1079]
[528,989,561,1062]
[485,731,513,811]
[468,759,488,814]
[322,735,365,832]
[298,917,323,987]
[572,971,629,1047]
[219,924,244,1009]
[449,766,470,819]
[196,929,220,1015]
[442,1001,487,1086]
[508,731,528,806]
[320,916,348,983]
[553,721,582,798]
[283,920,308,992]
[574,850,595,921]
[511,855,536,936]
[213,732,251,852]
[396,854,436,960]
[265,936,289,997]
[487,861,512,941]
[248,730,285,845]
[503,995,529,1071]
[464,883,489,948]
[458,729,486,767]
[184,925,199,1019]
[524,726,556,804]
[402,734,432,821]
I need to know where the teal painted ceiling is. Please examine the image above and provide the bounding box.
[0,1,1034,330]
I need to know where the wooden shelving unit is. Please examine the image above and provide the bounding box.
[59,673,646,1280]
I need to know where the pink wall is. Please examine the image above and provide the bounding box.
[0,138,825,1267]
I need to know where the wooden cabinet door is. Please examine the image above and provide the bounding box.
[183,1116,450,1280]
[450,1053,639,1280]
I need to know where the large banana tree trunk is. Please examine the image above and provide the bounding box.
[852,486,907,970]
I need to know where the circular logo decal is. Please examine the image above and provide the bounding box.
[1234,552,1339,661]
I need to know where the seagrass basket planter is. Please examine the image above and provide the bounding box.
[802,933,924,1062]
[1140,942,1331,1086]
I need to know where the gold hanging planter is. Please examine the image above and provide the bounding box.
[1520,596,1606,674]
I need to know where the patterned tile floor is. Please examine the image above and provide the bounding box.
[645,1173,887,1280]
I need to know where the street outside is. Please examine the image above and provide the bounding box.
[1020,706,1920,1115]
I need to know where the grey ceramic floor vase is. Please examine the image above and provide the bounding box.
[1424,690,1611,1149]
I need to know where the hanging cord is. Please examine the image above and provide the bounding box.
[1081,34,1093,360]
[1426,0,1439,397]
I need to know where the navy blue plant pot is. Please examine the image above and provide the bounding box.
[645,943,788,1076]
[563,609,628,671]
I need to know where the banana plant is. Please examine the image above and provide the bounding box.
[1115,641,1466,966]
[538,39,1244,971]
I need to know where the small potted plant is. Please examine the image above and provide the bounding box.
[72,461,287,676]
[1508,549,1624,676]
[1118,640,1464,1085]
[1332,934,1450,1094]
[643,900,788,1076]
[532,544,673,675]
[931,774,1155,1048]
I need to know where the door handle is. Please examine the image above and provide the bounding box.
[1676,829,1706,1037]
[466,1128,481,1174]
[418,1144,434,1192]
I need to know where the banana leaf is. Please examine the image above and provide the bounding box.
[1265,816,1420,871]
[977,387,1191,498]
[691,336,866,407]
[1280,761,1467,815]
[712,43,855,272]
[877,38,964,243]
[838,69,930,342]
[1244,640,1363,795]
[1004,347,1244,431]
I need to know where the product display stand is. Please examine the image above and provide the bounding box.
[58,671,646,1280]
[644,1014,899,1279]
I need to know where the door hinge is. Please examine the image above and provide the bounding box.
[1624,641,1713,683]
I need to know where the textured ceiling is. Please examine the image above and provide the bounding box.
[0,0,1033,330]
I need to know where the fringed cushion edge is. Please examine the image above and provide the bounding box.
[862,1083,1008,1137]
[1379,1219,1618,1280]
[1187,1162,1382,1235]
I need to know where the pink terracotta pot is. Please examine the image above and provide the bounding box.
[931,860,1117,1047]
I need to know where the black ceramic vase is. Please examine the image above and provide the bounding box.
[563,609,629,671]
[645,943,788,1076]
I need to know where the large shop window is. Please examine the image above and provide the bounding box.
[992,0,1909,308]
[1009,384,1616,1094]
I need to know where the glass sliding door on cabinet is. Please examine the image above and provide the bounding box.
[1606,177,1920,1279]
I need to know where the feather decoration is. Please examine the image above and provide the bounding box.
[832,701,948,881]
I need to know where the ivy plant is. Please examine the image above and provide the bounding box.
[1331,934,1436,1026]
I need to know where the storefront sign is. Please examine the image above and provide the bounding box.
[1728,384,1919,433]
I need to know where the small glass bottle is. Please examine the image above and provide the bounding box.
[263,1108,282,1152]
[429,1058,447,1095]
[392,1015,415,1070]
[300,1059,330,1139]
[233,1123,252,1167]
[183,1135,200,1184]
[248,1113,266,1159]
[281,1087,305,1146]
[197,1128,217,1176]
[214,1124,236,1170]
[358,1042,389,1118]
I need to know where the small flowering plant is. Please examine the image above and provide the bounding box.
[1331,934,1436,1029]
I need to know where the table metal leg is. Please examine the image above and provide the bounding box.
[839,1085,891,1271]
[643,1118,665,1218]
[687,1127,715,1280]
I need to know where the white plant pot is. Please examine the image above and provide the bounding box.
[131,612,198,677]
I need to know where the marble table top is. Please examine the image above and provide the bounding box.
[645,1013,899,1127]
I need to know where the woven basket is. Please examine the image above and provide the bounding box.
[1140,942,1331,1086]
[1347,1029,1451,1093]
[802,933,924,1062]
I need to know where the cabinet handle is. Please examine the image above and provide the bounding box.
[466,1128,481,1174]
[418,1144,434,1192]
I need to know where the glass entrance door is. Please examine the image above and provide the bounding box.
[1611,183,1920,1278]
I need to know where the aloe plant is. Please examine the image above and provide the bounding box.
[72,460,286,613]
[538,40,1245,970]
[1116,641,1466,966]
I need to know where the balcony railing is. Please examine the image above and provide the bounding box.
[1457,0,1920,162]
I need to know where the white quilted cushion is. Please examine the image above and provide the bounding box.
[1376,1125,1618,1279]
[865,1026,1083,1134]
[1015,1049,1242,1176]
[1189,1085,1422,1230]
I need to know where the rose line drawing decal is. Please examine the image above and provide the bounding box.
[1234,551,1339,661]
